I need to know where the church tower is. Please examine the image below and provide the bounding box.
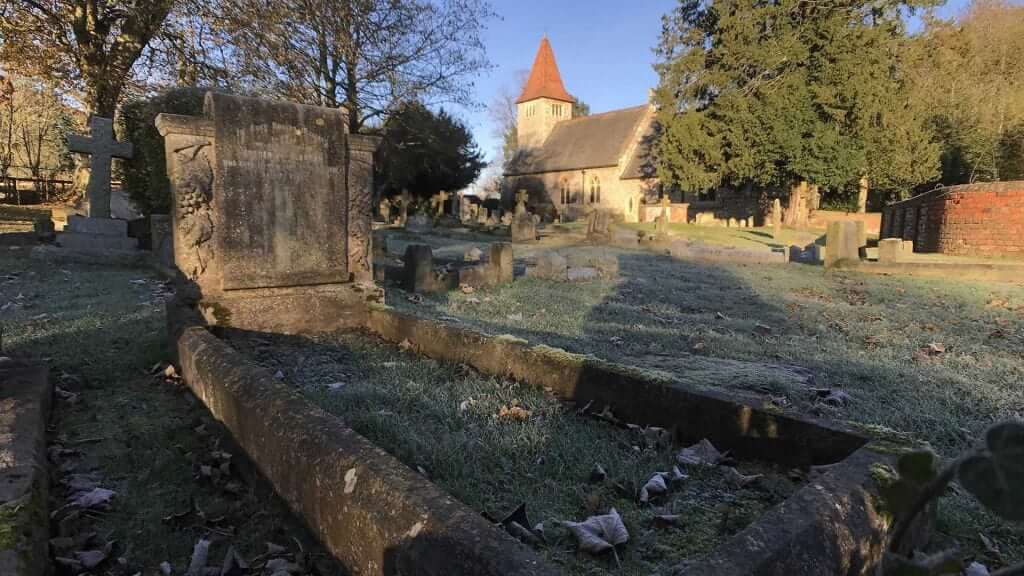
[516,37,574,150]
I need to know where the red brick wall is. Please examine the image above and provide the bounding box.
[880,181,1024,257]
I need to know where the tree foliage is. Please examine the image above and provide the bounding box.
[0,75,75,187]
[118,87,207,216]
[0,0,176,116]
[374,101,485,201]
[214,0,494,133]
[653,0,941,202]
[909,0,1024,184]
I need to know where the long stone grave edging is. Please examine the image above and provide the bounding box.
[0,362,51,576]
[172,323,558,576]
[364,306,933,574]
[170,299,932,575]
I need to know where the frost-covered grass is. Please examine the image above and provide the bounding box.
[226,330,797,575]
[0,249,339,574]
[379,229,1024,566]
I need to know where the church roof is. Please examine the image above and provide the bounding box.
[517,37,574,104]
[621,120,658,180]
[506,105,649,175]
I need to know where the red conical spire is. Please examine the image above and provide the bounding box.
[517,36,574,104]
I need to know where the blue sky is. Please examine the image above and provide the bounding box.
[461,0,972,164]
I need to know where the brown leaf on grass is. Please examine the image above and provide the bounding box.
[724,467,763,488]
[987,298,1010,308]
[497,405,531,421]
[691,341,706,352]
[677,439,724,467]
[863,335,883,348]
[563,508,629,554]
[651,514,682,528]
[459,284,475,294]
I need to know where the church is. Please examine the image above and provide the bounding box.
[504,37,658,223]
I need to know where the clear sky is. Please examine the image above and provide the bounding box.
[461,0,973,164]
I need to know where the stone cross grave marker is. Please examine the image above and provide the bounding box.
[67,116,134,219]
[434,190,450,216]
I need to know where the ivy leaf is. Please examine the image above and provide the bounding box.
[958,421,1024,521]
[563,508,629,554]
[896,450,938,486]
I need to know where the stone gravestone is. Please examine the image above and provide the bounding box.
[772,198,782,239]
[655,195,670,238]
[824,221,861,267]
[150,214,173,269]
[406,213,433,233]
[379,197,392,223]
[511,190,536,242]
[156,92,381,333]
[60,116,139,253]
[399,190,411,226]
[586,209,611,244]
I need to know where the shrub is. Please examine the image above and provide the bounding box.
[118,87,206,216]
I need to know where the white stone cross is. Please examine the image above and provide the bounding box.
[67,116,134,219]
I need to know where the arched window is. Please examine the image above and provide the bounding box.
[589,176,601,204]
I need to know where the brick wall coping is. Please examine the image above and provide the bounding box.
[887,181,1024,208]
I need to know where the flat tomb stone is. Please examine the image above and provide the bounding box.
[65,214,129,236]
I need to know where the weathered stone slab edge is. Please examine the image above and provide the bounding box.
[364,308,931,574]
[172,323,558,576]
[853,261,1024,283]
[366,307,865,467]
[0,363,52,576]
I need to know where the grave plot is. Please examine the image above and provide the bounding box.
[223,329,800,575]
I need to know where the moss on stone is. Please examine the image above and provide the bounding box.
[199,301,233,326]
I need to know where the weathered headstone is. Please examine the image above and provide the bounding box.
[515,190,529,216]
[824,221,861,267]
[585,209,611,243]
[399,190,411,226]
[150,214,173,268]
[528,251,568,281]
[33,217,55,241]
[404,244,434,292]
[655,196,670,238]
[511,190,536,242]
[406,213,433,233]
[491,243,514,283]
[772,199,782,238]
[878,238,905,262]
[433,190,450,217]
[156,92,381,333]
[379,197,392,223]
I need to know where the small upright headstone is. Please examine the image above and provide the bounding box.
[878,238,904,262]
[490,243,514,283]
[772,199,782,238]
[399,190,411,226]
[824,221,861,267]
[150,214,173,268]
[586,210,611,244]
[406,213,433,233]
[379,197,392,223]
[511,190,536,242]
[515,190,529,216]
[404,244,434,292]
[655,196,670,238]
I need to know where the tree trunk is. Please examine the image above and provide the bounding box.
[858,176,869,213]
[785,181,809,227]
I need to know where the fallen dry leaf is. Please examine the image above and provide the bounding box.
[639,473,670,503]
[497,405,531,421]
[677,439,724,467]
[563,508,629,555]
[724,467,763,488]
[70,487,115,509]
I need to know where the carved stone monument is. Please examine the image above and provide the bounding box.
[156,92,381,333]
[60,116,139,253]
[511,190,536,242]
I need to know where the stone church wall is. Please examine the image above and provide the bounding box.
[505,167,653,222]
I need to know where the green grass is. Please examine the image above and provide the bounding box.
[226,329,797,576]
[0,249,339,575]
[379,230,1024,567]
[621,222,823,250]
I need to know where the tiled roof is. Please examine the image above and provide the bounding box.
[506,105,649,175]
[517,37,574,104]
